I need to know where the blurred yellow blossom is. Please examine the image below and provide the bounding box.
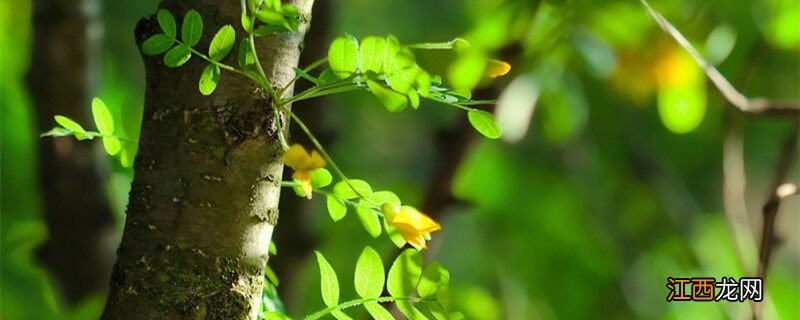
[486,59,512,78]
[283,144,326,199]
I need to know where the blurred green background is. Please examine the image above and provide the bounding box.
[2,0,798,319]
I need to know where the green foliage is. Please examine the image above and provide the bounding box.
[91,98,121,155]
[354,247,384,298]
[333,179,373,200]
[306,249,453,320]
[326,195,347,221]
[164,45,191,67]
[198,64,221,96]
[209,25,236,61]
[141,34,174,55]
[157,9,176,38]
[328,36,359,78]
[467,110,502,139]
[314,251,340,308]
[181,10,203,47]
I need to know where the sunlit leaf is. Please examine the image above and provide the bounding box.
[164,45,191,67]
[328,36,359,78]
[181,10,203,47]
[447,49,486,89]
[356,205,382,238]
[91,97,113,135]
[310,168,332,188]
[198,64,221,95]
[102,136,121,156]
[141,34,174,55]
[359,36,386,73]
[326,195,347,221]
[383,218,407,248]
[369,191,401,206]
[314,251,339,307]
[367,79,407,112]
[54,116,89,140]
[332,310,352,320]
[209,25,236,61]
[265,265,280,286]
[417,262,449,298]
[157,9,176,38]
[387,249,423,297]
[467,110,502,139]
[354,246,384,298]
[333,179,372,199]
[364,302,395,320]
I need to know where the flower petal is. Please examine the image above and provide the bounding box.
[486,60,511,78]
[308,150,326,169]
[284,144,310,170]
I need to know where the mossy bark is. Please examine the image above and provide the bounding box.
[101,1,313,319]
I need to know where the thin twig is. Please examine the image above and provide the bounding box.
[639,0,800,118]
[753,125,799,320]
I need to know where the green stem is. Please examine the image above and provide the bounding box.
[174,39,254,80]
[247,0,280,104]
[278,57,329,97]
[304,297,432,320]
[281,81,359,106]
[406,38,465,50]
[283,108,372,202]
[423,96,475,112]
[273,108,290,150]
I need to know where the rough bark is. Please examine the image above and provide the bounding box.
[101,1,313,319]
[27,0,115,303]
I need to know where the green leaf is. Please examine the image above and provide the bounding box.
[467,110,502,139]
[387,249,423,297]
[332,179,372,199]
[326,195,346,221]
[383,218,407,248]
[447,49,487,90]
[314,251,339,307]
[120,144,137,168]
[208,25,236,61]
[265,265,280,286]
[141,34,174,55]
[367,79,407,112]
[261,311,292,320]
[417,262,449,298]
[332,310,352,320]
[354,246,384,298]
[199,64,221,95]
[157,9,176,38]
[91,97,113,134]
[40,127,73,138]
[164,45,191,67]
[359,36,386,73]
[328,36,359,78]
[241,13,254,33]
[238,38,255,70]
[318,69,339,85]
[54,116,89,140]
[356,205,381,238]
[309,168,332,188]
[102,136,121,156]
[397,302,429,320]
[364,302,395,320]
[269,241,277,255]
[369,191,401,206]
[256,9,285,25]
[181,10,203,47]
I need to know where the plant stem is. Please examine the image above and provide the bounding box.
[423,96,475,112]
[304,297,432,320]
[283,108,372,202]
[278,57,329,97]
[280,80,359,106]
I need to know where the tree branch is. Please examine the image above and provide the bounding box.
[639,0,800,118]
[753,125,798,320]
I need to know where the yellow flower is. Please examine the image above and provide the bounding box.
[383,204,441,249]
[486,60,511,78]
[283,144,326,199]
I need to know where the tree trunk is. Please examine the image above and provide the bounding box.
[101,1,313,318]
[27,0,115,303]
